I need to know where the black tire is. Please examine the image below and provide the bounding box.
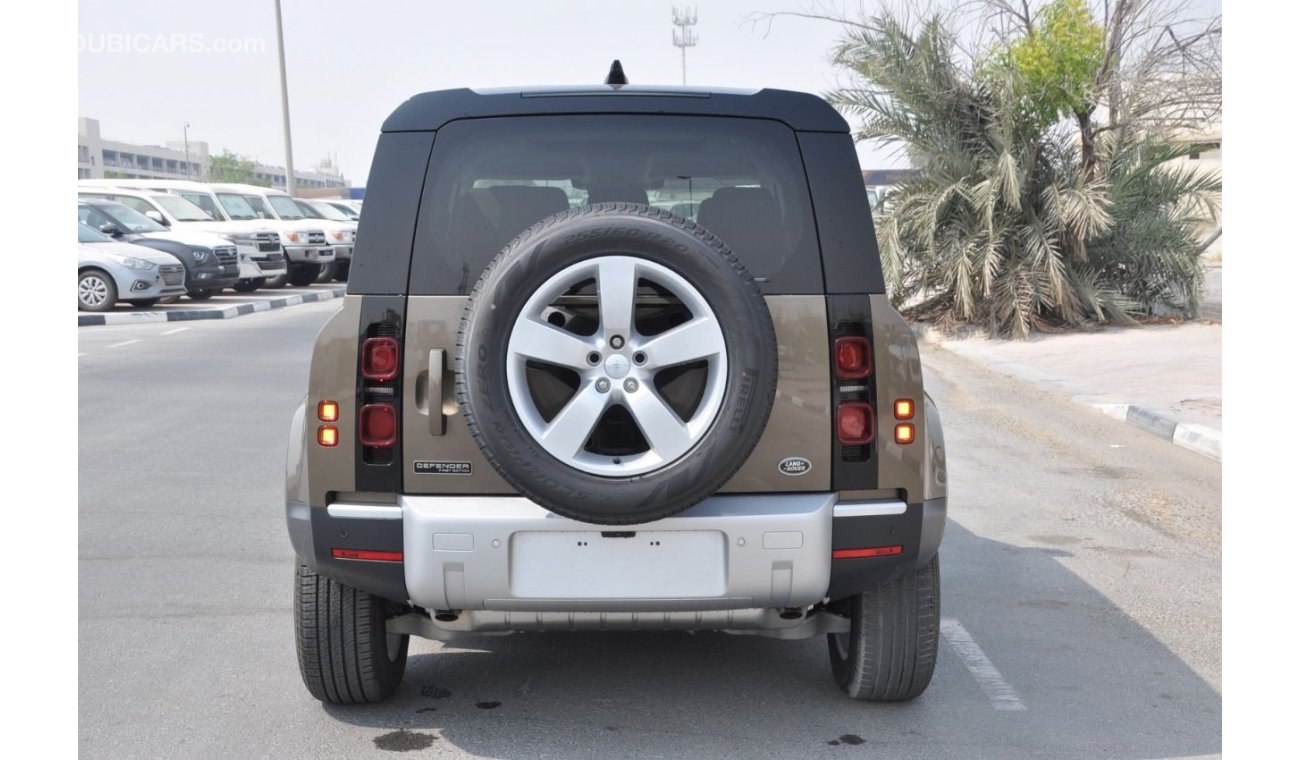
[333,260,351,282]
[828,554,941,701]
[314,262,337,283]
[288,264,322,287]
[187,288,216,301]
[264,273,290,289]
[233,278,266,293]
[294,565,409,704]
[457,203,778,525]
[78,269,118,312]
[159,295,180,305]
[125,298,159,308]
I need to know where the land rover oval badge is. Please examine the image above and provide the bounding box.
[778,457,812,476]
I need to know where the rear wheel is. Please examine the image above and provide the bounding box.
[294,565,409,704]
[78,269,117,312]
[828,554,940,701]
[233,278,265,293]
[288,264,322,287]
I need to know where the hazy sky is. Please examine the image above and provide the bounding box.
[78,0,1221,186]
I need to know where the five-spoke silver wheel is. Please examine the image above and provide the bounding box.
[506,255,727,476]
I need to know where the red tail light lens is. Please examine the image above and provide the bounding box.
[331,548,403,562]
[836,403,875,445]
[359,403,398,447]
[832,545,903,559]
[361,337,400,381]
[834,336,872,379]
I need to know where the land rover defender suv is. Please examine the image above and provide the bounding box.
[286,81,948,705]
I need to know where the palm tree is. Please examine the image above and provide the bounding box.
[829,9,1218,338]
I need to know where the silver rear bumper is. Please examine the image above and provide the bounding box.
[397,493,849,613]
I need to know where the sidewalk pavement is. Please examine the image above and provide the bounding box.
[915,322,1222,461]
[78,284,345,326]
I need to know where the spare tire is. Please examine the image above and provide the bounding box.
[457,203,778,525]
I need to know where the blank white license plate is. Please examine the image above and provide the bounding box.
[510,530,726,599]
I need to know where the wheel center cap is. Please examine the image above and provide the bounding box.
[603,353,631,379]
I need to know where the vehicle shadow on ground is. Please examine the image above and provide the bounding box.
[321,521,1220,759]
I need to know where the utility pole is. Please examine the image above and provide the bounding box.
[672,7,698,86]
[183,122,191,179]
[273,0,297,195]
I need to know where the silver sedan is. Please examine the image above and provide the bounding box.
[78,224,188,311]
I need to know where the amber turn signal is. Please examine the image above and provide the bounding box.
[317,425,339,447]
[317,400,339,422]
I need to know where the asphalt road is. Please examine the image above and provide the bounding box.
[79,301,1222,759]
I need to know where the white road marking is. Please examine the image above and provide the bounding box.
[108,340,141,349]
[941,618,1027,712]
[160,327,189,336]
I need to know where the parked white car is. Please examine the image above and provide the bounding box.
[320,199,360,221]
[78,223,187,311]
[77,182,287,292]
[207,183,334,287]
[294,198,357,281]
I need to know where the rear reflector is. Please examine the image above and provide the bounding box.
[894,398,914,420]
[361,337,400,381]
[331,548,403,562]
[834,336,872,379]
[317,425,338,447]
[832,545,903,559]
[317,400,339,422]
[359,404,398,447]
[895,423,916,445]
[836,403,875,445]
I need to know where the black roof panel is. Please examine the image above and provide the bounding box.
[381,85,850,133]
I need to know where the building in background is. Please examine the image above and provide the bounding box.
[77,117,347,190]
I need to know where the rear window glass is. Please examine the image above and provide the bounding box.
[410,115,823,295]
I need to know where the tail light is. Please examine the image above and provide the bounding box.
[359,403,398,447]
[358,324,401,465]
[832,545,903,559]
[834,336,872,379]
[895,423,916,445]
[331,548,403,562]
[837,403,875,445]
[361,337,400,381]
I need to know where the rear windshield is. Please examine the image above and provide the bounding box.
[410,115,823,295]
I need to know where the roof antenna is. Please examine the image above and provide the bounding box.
[605,60,628,86]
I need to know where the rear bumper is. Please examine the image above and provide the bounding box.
[288,493,946,617]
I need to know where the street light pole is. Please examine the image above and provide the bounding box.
[273,0,297,196]
[183,122,191,179]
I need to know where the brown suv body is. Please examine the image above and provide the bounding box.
[287,83,947,704]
